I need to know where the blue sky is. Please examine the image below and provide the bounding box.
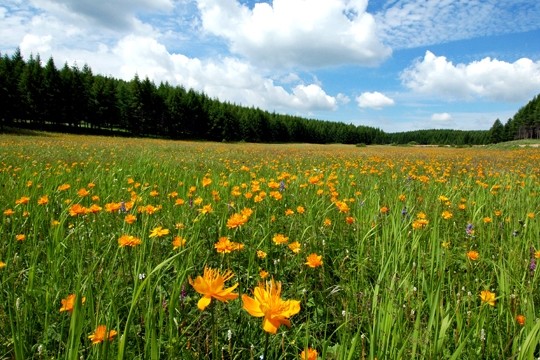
[1,0,540,132]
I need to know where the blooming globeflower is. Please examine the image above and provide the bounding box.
[189,267,239,311]
[480,290,496,306]
[305,253,323,268]
[242,278,300,334]
[88,325,117,345]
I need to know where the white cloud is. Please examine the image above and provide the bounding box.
[196,0,391,68]
[401,51,540,102]
[431,112,452,122]
[376,0,540,49]
[111,35,338,112]
[356,91,394,109]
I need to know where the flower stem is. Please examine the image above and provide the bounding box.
[263,332,269,360]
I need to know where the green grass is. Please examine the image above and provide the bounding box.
[0,133,539,359]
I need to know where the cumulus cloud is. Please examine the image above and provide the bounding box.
[196,0,391,68]
[431,112,452,122]
[376,0,540,49]
[110,35,338,111]
[356,91,394,109]
[401,51,540,102]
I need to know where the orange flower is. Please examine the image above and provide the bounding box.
[226,213,249,229]
[175,198,185,206]
[305,253,323,268]
[214,236,244,253]
[296,206,305,214]
[124,214,137,224]
[272,234,289,245]
[345,216,355,224]
[323,218,332,227]
[88,325,117,345]
[380,206,389,214]
[57,183,71,191]
[300,348,318,360]
[69,204,87,216]
[37,195,49,205]
[3,208,15,216]
[77,188,89,197]
[59,294,86,313]
[242,278,300,334]
[149,190,159,197]
[483,217,492,224]
[257,250,267,259]
[118,235,142,247]
[15,196,30,205]
[516,314,526,326]
[149,226,169,238]
[189,267,239,311]
[285,209,295,216]
[466,250,479,261]
[288,241,301,254]
[16,234,26,241]
[259,270,269,279]
[480,290,496,306]
[172,236,186,249]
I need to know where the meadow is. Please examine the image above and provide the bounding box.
[0,133,539,359]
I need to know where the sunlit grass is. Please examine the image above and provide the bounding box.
[0,133,539,359]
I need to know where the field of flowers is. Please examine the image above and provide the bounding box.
[0,133,539,359]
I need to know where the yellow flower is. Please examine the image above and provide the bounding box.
[88,325,117,345]
[534,250,540,259]
[257,250,267,259]
[480,290,496,306]
[172,236,186,249]
[59,294,86,314]
[0,261,6,269]
[189,267,239,311]
[483,217,492,223]
[242,278,300,334]
[198,204,213,214]
[441,210,453,220]
[305,253,323,268]
[300,348,318,360]
[149,226,169,238]
[272,234,289,245]
[202,177,212,187]
[118,235,142,247]
[288,241,301,254]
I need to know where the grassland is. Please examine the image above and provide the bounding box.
[0,133,539,359]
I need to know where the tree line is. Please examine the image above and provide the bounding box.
[1,50,535,145]
[488,94,540,143]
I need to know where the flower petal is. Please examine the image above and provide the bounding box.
[242,294,264,317]
[197,296,212,311]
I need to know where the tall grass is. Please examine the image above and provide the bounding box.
[0,134,539,359]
